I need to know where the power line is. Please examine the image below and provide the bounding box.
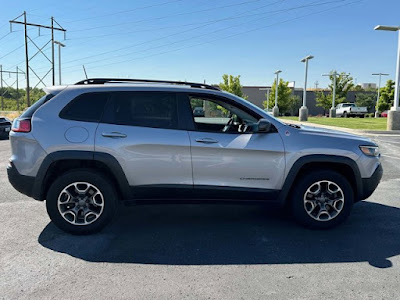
[0,32,11,41]
[68,0,265,33]
[0,44,25,60]
[63,0,184,24]
[67,0,360,73]
[61,0,339,69]
[58,0,286,66]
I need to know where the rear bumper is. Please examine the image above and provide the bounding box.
[7,162,35,198]
[360,163,383,200]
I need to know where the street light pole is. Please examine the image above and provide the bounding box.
[258,87,271,111]
[374,25,400,130]
[299,55,314,121]
[322,71,339,118]
[53,40,65,85]
[273,70,282,117]
[372,73,389,117]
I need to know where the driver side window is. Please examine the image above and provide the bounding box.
[189,95,258,133]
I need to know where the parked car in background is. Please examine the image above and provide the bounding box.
[380,110,388,118]
[7,78,382,234]
[0,117,12,139]
[336,103,367,118]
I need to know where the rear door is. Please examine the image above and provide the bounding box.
[95,91,193,198]
[185,94,285,195]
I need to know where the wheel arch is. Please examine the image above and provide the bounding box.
[279,155,362,205]
[32,151,131,201]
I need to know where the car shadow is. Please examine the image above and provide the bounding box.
[38,201,400,268]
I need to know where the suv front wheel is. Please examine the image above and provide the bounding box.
[290,170,354,229]
[46,169,118,235]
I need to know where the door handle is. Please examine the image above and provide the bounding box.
[195,138,219,144]
[102,132,127,138]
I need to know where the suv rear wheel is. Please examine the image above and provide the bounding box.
[290,170,354,229]
[46,169,118,235]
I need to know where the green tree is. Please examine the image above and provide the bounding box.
[288,95,301,116]
[328,71,354,103]
[315,91,331,114]
[376,79,395,113]
[263,78,292,114]
[0,87,44,111]
[352,85,364,92]
[219,74,247,98]
[355,93,376,112]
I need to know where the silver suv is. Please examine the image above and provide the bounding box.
[7,78,383,234]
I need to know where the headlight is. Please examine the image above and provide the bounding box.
[360,145,380,157]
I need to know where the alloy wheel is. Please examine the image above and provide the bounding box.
[57,182,104,226]
[303,180,345,222]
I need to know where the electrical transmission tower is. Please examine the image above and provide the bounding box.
[0,65,25,110]
[9,11,66,106]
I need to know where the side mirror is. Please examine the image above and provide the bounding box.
[256,119,271,133]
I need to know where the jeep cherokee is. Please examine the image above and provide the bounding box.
[7,78,383,234]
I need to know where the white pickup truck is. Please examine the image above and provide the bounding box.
[335,103,368,118]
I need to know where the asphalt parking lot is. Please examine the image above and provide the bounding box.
[1,134,400,300]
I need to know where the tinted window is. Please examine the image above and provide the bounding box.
[60,92,108,122]
[103,92,178,129]
[20,94,54,119]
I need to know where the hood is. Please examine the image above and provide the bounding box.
[291,124,375,144]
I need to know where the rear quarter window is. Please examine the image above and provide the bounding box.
[60,92,108,122]
[20,94,54,119]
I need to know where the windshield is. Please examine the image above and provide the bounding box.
[342,103,355,107]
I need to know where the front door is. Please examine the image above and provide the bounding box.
[187,94,285,194]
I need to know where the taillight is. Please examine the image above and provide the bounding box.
[12,118,31,133]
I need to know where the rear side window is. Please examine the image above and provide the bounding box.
[102,92,178,129]
[20,94,54,119]
[60,92,108,122]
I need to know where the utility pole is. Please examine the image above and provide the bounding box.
[258,87,271,111]
[299,55,314,121]
[23,11,29,106]
[16,67,19,111]
[315,80,319,90]
[322,71,339,118]
[0,65,24,110]
[273,70,282,117]
[375,25,400,130]
[10,12,66,107]
[0,67,26,111]
[372,73,389,118]
[54,41,66,85]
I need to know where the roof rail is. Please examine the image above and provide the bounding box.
[75,78,220,91]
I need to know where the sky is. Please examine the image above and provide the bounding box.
[0,0,399,90]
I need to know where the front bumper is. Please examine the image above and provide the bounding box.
[360,163,383,200]
[7,161,35,198]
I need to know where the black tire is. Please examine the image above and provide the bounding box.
[46,169,118,235]
[343,111,348,118]
[290,170,354,229]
